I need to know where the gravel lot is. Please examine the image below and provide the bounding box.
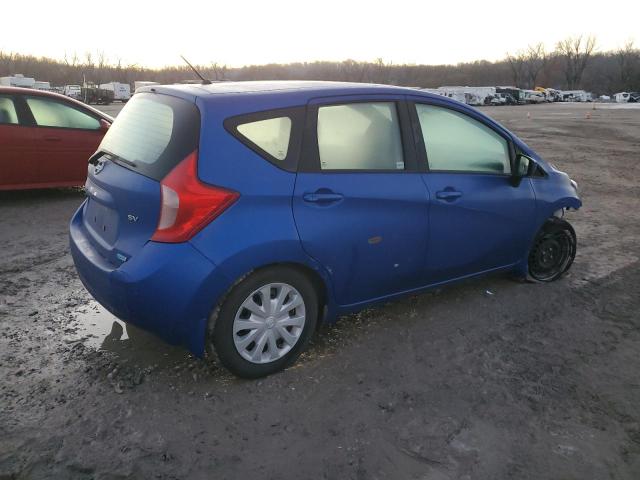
[1,102,639,480]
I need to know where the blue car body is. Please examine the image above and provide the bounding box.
[69,81,581,356]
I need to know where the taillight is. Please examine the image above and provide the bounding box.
[151,151,239,243]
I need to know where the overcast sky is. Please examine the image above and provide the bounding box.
[4,0,639,68]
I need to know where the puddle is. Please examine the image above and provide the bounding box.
[67,301,189,364]
[68,302,130,348]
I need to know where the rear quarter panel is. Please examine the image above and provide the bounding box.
[189,93,333,308]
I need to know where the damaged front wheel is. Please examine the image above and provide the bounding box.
[528,218,577,282]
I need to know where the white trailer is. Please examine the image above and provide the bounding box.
[33,81,51,90]
[614,92,630,103]
[0,74,35,88]
[561,90,593,102]
[437,86,496,105]
[99,82,131,102]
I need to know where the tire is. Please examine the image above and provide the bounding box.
[527,218,576,282]
[208,266,318,378]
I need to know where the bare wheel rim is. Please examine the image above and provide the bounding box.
[529,229,574,281]
[232,282,306,364]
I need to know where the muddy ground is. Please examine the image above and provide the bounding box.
[1,103,639,479]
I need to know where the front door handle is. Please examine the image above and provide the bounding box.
[435,189,463,201]
[44,136,61,142]
[303,191,344,203]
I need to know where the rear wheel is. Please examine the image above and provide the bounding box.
[208,267,318,378]
[528,218,576,282]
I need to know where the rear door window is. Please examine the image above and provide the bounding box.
[316,102,404,170]
[25,97,101,129]
[0,96,19,124]
[98,93,200,180]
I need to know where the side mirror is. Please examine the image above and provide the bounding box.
[510,154,531,187]
[99,118,111,132]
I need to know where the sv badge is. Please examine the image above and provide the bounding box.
[127,214,139,223]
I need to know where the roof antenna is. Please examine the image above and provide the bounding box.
[180,55,211,85]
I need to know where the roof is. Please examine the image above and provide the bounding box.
[139,80,417,98]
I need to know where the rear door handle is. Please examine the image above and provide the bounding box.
[44,136,61,142]
[303,192,344,203]
[435,190,463,201]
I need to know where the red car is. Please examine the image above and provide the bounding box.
[0,87,113,190]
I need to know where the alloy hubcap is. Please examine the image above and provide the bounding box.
[233,283,306,364]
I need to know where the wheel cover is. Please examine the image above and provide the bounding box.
[529,229,575,281]
[232,283,306,364]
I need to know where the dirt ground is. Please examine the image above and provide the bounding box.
[1,102,639,480]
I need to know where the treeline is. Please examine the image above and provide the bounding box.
[1,36,638,95]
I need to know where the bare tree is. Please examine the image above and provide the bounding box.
[614,40,639,91]
[506,51,527,88]
[210,62,228,81]
[371,58,393,84]
[525,43,547,88]
[338,59,369,83]
[555,35,597,89]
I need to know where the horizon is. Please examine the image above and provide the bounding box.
[3,0,639,69]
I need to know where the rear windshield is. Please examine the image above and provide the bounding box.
[98,92,200,180]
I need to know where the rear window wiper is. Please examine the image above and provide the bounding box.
[101,151,137,168]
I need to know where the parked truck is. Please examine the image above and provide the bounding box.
[80,86,114,105]
[63,85,82,100]
[99,82,131,102]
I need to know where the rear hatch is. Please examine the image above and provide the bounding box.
[83,92,200,266]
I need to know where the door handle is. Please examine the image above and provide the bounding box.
[303,191,344,203]
[44,136,61,142]
[435,190,463,201]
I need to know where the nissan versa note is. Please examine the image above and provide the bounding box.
[70,81,581,378]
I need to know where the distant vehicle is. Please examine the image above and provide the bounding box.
[488,93,517,106]
[0,86,112,190]
[70,81,581,378]
[33,81,51,91]
[562,90,592,102]
[80,86,114,105]
[614,92,630,103]
[629,92,640,103]
[536,87,562,102]
[0,74,36,88]
[64,84,82,100]
[438,86,495,106]
[523,90,546,104]
[488,93,506,105]
[99,82,131,102]
[496,87,525,104]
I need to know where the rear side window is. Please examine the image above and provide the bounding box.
[237,117,291,161]
[317,102,404,170]
[98,93,200,180]
[224,107,304,172]
[0,96,19,124]
[416,104,511,174]
[25,97,100,129]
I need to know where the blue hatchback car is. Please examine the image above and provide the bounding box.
[70,81,581,377]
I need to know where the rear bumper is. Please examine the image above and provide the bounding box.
[69,203,231,356]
